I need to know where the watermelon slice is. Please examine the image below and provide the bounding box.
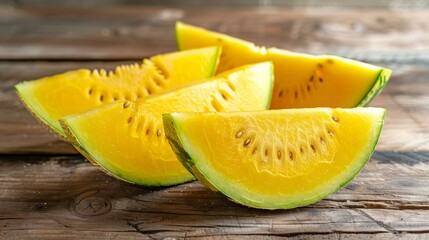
[176,22,391,109]
[164,108,385,209]
[15,47,220,137]
[60,62,274,186]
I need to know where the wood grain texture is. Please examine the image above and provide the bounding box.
[1,62,428,154]
[1,6,429,239]
[0,153,428,239]
[1,8,429,61]
[7,0,429,9]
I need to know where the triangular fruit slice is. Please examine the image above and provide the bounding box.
[15,46,220,138]
[176,22,391,109]
[163,108,385,209]
[60,62,274,186]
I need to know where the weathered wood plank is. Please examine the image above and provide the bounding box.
[369,64,429,152]
[1,62,428,154]
[8,0,429,9]
[1,8,429,61]
[0,5,427,239]
[0,151,428,238]
[2,232,428,240]
[0,1,14,7]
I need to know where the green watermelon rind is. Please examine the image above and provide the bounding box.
[164,108,386,210]
[176,22,185,51]
[163,114,220,192]
[357,68,392,107]
[206,46,221,80]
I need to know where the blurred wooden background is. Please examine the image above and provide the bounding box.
[1,1,429,239]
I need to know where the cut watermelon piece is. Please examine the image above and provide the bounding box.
[15,47,220,137]
[60,62,274,186]
[176,22,391,109]
[164,108,385,209]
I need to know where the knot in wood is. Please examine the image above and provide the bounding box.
[75,197,111,216]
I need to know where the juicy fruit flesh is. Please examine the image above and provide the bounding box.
[176,22,391,109]
[15,47,219,136]
[165,108,385,209]
[267,51,390,108]
[61,62,274,186]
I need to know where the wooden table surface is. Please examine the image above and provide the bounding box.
[1,5,429,239]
